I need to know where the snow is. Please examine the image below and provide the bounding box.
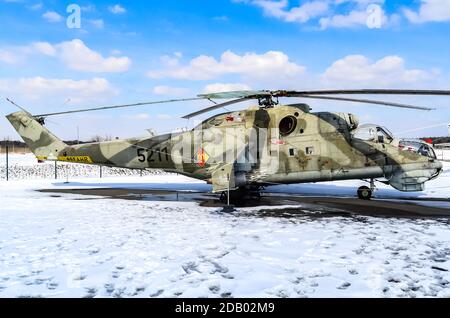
[0,153,449,298]
[0,153,164,180]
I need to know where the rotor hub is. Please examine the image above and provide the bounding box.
[258,95,278,108]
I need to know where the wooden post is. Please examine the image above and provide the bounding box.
[54,161,57,179]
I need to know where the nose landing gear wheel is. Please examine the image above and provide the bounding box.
[357,186,372,200]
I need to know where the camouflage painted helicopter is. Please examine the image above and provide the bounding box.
[6,89,447,201]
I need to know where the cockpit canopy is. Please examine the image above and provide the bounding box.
[399,139,437,159]
[352,124,394,144]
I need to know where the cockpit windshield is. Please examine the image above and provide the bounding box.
[399,139,437,159]
[352,124,394,144]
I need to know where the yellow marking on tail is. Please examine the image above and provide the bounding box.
[58,156,93,164]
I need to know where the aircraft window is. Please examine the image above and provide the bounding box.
[279,116,297,136]
[399,140,437,159]
[353,124,393,143]
[419,145,437,159]
[289,148,295,156]
[375,127,393,143]
[382,126,394,138]
[429,147,437,159]
[306,147,314,155]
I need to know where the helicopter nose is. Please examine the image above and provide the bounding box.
[428,160,443,180]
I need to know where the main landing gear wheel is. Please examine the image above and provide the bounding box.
[357,186,372,200]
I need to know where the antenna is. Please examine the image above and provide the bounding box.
[5,98,31,114]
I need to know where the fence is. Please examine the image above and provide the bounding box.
[435,149,450,162]
[0,152,163,181]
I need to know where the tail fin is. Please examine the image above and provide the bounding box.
[6,111,67,160]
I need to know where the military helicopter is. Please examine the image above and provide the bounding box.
[5,89,447,201]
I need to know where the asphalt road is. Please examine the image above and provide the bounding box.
[38,188,450,219]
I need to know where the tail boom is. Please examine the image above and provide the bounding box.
[6,111,68,160]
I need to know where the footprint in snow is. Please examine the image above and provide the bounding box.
[111,271,120,279]
[46,281,58,290]
[182,261,200,274]
[149,289,164,297]
[209,261,229,274]
[310,281,319,287]
[337,282,351,290]
[348,269,359,275]
[84,287,97,298]
[209,285,221,293]
[88,248,100,255]
[104,283,115,294]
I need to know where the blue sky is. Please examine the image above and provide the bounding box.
[1,0,450,140]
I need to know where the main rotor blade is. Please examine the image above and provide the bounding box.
[34,97,204,118]
[300,95,434,111]
[198,90,271,100]
[280,89,450,97]
[182,98,249,119]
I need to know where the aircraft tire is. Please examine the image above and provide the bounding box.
[357,186,372,200]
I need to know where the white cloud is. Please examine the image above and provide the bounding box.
[152,85,190,96]
[0,77,117,103]
[320,10,367,29]
[404,0,450,23]
[31,42,56,56]
[322,55,433,87]
[0,49,18,64]
[235,0,397,29]
[148,50,305,81]
[42,11,62,23]
[253,0,329,23]
[159,54,180,67]
[203,83,252,94]
[319,6,388,29]
[108,4,126,14]
[31,39,131,73]
[157,114,172,120]
[89,19,105,29]
[56,40,131,72]
[27,3,43,10]
[335,0,385,6]
[240,0,450,28]
[1,39,131,73]
[81,5,96,12]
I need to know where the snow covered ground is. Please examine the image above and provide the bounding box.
[0,153,162,180]
[0,154,449,298]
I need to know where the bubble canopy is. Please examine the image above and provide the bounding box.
[352,124,394,143]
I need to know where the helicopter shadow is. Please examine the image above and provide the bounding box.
[51,181,212,192]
